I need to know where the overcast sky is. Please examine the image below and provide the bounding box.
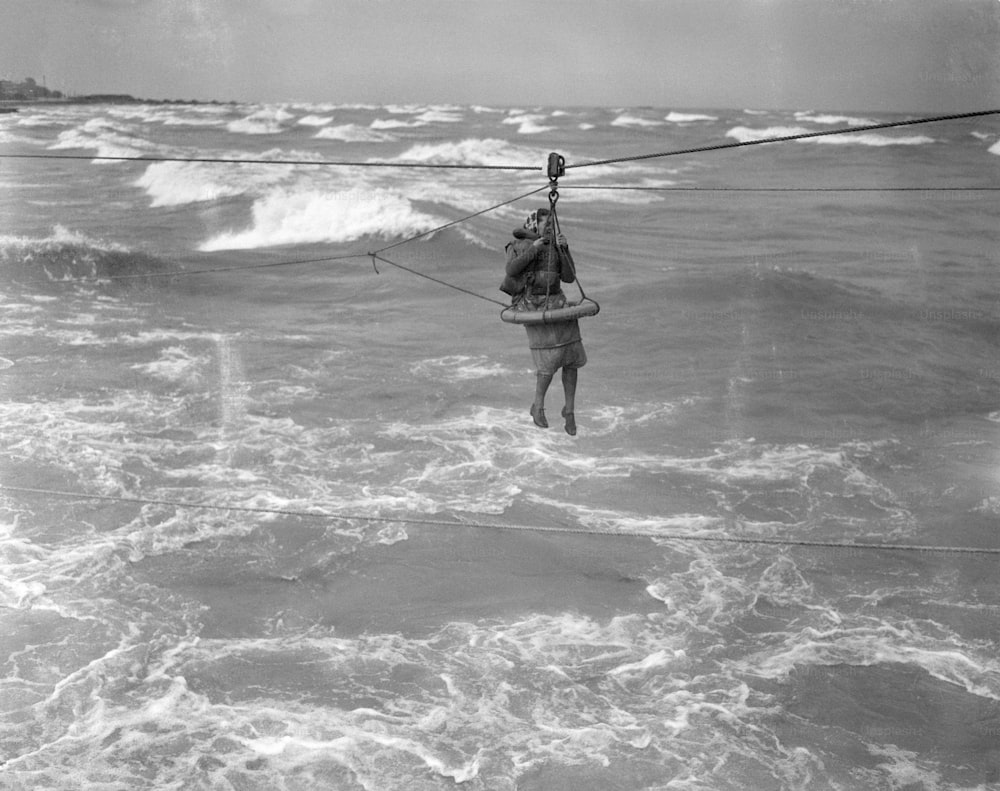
[3,0,999,111]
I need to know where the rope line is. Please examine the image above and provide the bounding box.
[0,152,540,171]
[562,185,1000,193]
[564,109,1000,170]
[1,484,996,555]
[370,253,507,306]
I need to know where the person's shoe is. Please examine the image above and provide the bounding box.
[562,407,576,436]
[530,403,548,428]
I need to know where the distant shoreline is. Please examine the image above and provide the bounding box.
[0,95,235,108]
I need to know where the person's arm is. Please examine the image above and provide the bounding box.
[506,238,545,276]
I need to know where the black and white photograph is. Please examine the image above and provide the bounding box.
[2,1,999,788]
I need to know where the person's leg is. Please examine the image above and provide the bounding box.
[532,372,553,427]
[561,366,577,435]
[561,367,577,412]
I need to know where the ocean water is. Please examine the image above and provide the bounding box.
[1,102,999,790]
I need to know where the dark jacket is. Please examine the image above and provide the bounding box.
[500,228,576,298]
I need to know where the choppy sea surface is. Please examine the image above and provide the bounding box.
[1,102,999,790]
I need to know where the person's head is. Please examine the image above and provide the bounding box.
[523,208,550,235]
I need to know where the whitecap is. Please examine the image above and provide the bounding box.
[370,117,426,130]
[384,103,425,114]
[199,187,444,250]
[665,111,718,123]
[726,125,814,143]
[390,137,537,168]
[611,114,664,128]
[49,117,158,159]
[135,161,262,207]
[412,108,465,124]
[227,107,294,135]
[794,111,877,126]
[314,124,395,142]
[813,133,934,146]
[502,114,556,134]
[297,114,334,127]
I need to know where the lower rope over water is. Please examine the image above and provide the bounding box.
[2,485,997,556]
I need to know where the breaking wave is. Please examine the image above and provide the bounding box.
[198,188,445,250]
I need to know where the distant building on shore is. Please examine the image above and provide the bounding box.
[0,77,63,101]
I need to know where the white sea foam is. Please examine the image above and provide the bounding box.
[49,117,159,159]
[14,111,76,128]
[502,113,556,134]
[107,105,228,128]
[390,137,538,168]
[296,114,333,127]
[1,225,128,256]
[135,161,264,207]
[529,495,723,538]
[412,107,466,124]
[123,617,664,787]
[741,627,1000,700]
[611,113,664,128]
[314,123,396,142]
[813,133,935,146]
[371,117,428,130]
[199,187,444,250]
[131,345,207,386]
[665,111,718,123]
[869,745,946,791]
[410,355,518,381]
[794,112,877,126]
[726,125,814,142]
[384,103,425,114]
[227,107,294,135]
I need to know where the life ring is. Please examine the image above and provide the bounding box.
[500,298,600,325]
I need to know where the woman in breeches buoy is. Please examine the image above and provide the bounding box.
[501,208,587,435]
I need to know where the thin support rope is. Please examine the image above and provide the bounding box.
[1,484,998,555]
[561,185,1000,193]
[369,253,507,306]
[547,201,589,304]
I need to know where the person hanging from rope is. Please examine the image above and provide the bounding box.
[501,207,586,435]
